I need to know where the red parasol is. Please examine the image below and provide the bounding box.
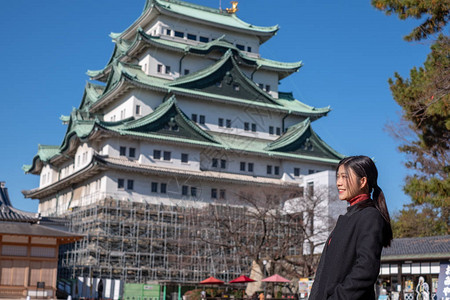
[200,276,225,285]
[261,274,290,283]
[229,275,256,284]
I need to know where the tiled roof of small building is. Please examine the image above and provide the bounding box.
[0,182,37,222]
[0,182,83,242]
[381,235,450,261]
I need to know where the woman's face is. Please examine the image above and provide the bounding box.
[336,165,365,201]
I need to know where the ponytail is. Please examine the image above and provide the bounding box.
[372,185,393,247]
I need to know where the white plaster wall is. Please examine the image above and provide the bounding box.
[59,160,75,180]
[302,171,347,254]
[180,55,217,76]
[103,91,138,122]
[144,49,181,79]
[39,164,56,188]
[252,69,279,98]
[154,16,260,54]
[176,95,287,140]
[139,141,201,171]
[74,143,93,172]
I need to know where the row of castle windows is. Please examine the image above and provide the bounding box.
[109,106,142,122]
[163,28,253,53]
[193,113,282,135]
[116,145,307,177]
[117,178,225,199]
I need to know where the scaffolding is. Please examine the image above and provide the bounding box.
[58,197,250,284]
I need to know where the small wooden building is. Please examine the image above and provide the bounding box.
[0,182,82,298]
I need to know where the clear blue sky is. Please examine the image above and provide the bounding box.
[0,0,433,214]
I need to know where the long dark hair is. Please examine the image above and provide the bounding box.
[337,155,393,247]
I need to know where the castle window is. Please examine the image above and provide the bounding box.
[191,187,197,197]
[220,159,226,169]
[187,34,197,41]
[212,158,218,168]
[248,163,254,172]
[191,114,198,122]
[157,64,163,73]
[309,169,315,174]
[184,69,190,75]
[276,127,281,135]
[165,29,172,36]
[211,188,217,199]
[240,162,246,171]
[182,185,188,196]
[226,119,231,128]
[236,44,245,50]
[165,65,171,74]
[219,189,226,199]
[251,123,256,132]
[129,148,136,158]
[120,147,127,156]
[151,182,158,193]
[181,153,189,163]
[127,180,134,190]
[153,150,161,160]
[244,122,249,131]
[161,183,167,194]
[118,179,125,189]
[258,83,264,89]
[267,165,272,175]
[247,46,252,52]
[163,151,171,161]
[200,36,209,43]
[218,118,224,127]
[269,126,274,135]
[308,182,314,196]
[294,168,300,177]
[199,115,205,124]
[174,31,184,38]
[135,105,141,115]
[265,85,271,92]
[274,166,280,175]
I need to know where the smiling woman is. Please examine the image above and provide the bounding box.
[309,155,393,300]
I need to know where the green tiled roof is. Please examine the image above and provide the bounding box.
[137,30,302,74]
[100,95,219,144]
[90,30,302,82]
[36,145,60,161]
[25,97,340,175]
[90,56,328,118]
[265,118,344,160]
[138,0,278,40]
[79,82,105,111]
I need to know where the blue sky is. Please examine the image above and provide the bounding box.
[0,0,433,213]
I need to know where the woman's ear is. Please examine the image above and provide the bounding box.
[360,177,368,191]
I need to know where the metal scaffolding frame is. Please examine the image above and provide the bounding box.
[58,197,250,284]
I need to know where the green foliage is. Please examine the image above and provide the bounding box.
[372,0,450,41]
[386,35,449,235]
[391,204,447,237]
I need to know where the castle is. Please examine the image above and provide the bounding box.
[23,0,345,286]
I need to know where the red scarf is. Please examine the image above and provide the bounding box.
[348,194,370,206]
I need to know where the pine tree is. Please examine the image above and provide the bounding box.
[372,0,450,41]
[372,1,449,236]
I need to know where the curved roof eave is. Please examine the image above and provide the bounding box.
[153,0,278,43]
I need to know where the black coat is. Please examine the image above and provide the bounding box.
[309,199,388,300]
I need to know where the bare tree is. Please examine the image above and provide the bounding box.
[192,184,338,282]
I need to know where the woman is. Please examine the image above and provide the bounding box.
[309,155,393,300]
